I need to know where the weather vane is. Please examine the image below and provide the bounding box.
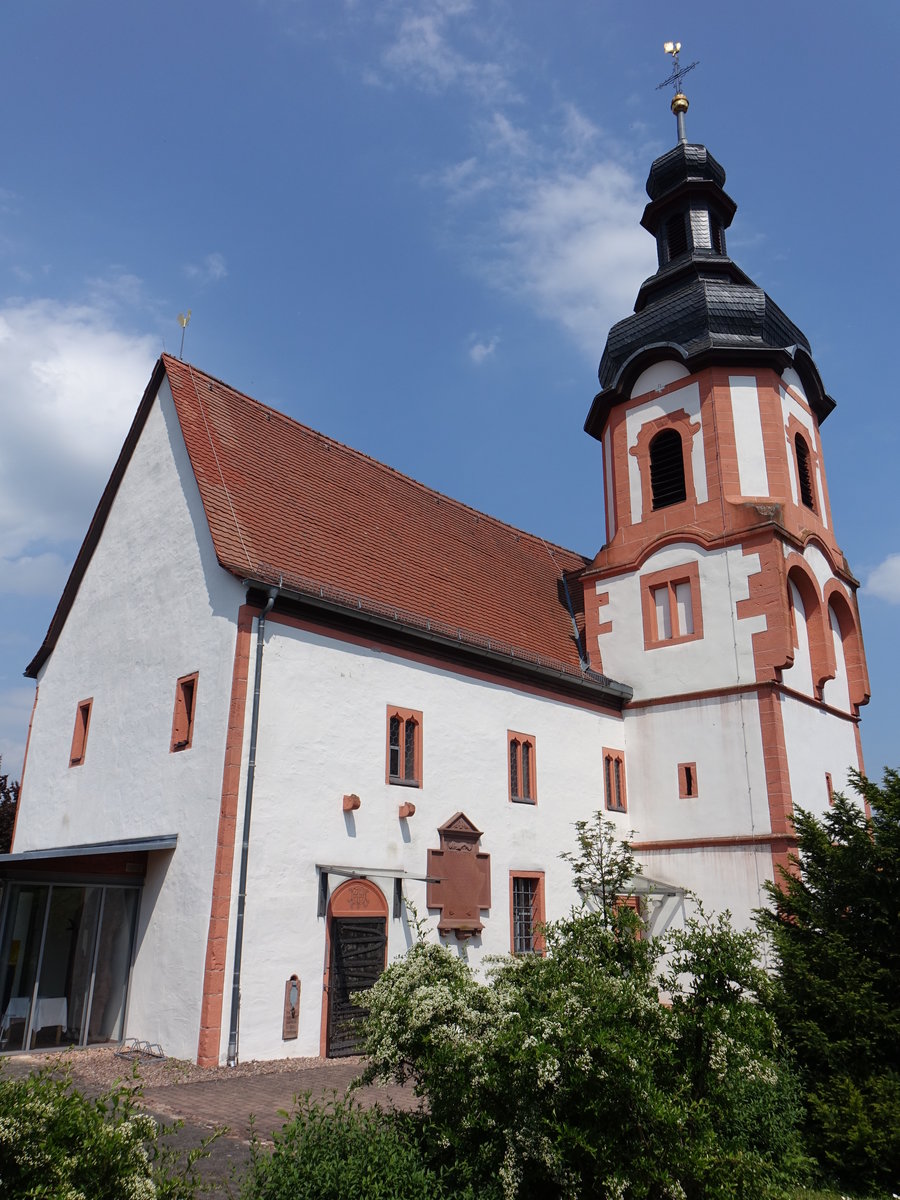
[656,41,698,144]
[177,310,192,360]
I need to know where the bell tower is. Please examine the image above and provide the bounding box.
[579,49,869,914]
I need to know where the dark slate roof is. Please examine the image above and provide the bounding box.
[585,141,836,437]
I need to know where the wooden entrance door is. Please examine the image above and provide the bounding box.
[324,878,389,1058]
[326,916,387,1057]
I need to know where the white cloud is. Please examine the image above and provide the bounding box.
[379,0,516,102]
[490,160,652,356]
[865,554,900,603]
[0,298,158,566]
[184,251,228,285]
[0,553,71,597]
[468,334,498,364]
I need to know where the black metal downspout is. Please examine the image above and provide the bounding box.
[227,586,277,1067]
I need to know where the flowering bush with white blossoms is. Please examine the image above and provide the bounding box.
[0,1066,213,1200]
[359,816,809,1200]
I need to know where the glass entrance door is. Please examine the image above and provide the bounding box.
[0,882,139,1052]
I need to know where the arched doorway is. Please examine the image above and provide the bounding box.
[323,878,388,1058]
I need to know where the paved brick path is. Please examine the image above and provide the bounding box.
[4,1054,418,1195]
[141,1060,417,1140]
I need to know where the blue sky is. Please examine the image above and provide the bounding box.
[1,1,897,784]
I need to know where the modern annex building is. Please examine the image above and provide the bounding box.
[0,109,869,1065]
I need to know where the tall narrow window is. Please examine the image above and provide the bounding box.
[510,872,545,954]
[679,762,698,798]
[508,731,537,804]
[386,706,422,787]
[710,219,726,255]
[69,698,93,767]
[825,772,834,805]
[666,213,688,260]
[170,672,199,752]
[795,434,816,511]
[603,748,627,813]
[649,428,687,509]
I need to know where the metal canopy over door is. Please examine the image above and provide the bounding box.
[324,878,388,1058]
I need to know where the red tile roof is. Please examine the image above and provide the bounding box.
[162,355,592,678]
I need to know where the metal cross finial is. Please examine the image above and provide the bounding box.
[656,41,698,143]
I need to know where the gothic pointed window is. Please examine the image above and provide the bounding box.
[795,433,816,511]
[649,428,687,509]
[508,731,537,804]
[386,706,422,787]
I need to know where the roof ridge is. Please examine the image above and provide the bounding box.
[163,354,591,568]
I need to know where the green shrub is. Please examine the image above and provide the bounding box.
[359,816,808,1200]
[0,1066,211,1199]
[758,769,900,1191]
[241,1092,459,1200]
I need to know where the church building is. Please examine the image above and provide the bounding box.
[0,88,868,1066]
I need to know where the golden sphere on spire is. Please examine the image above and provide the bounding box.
[671,92,689,115]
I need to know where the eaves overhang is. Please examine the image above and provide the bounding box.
[585,341,835,441]
[243,572,634,709]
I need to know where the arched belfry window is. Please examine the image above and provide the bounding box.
[649,428,687,510]
[795,434,816,511]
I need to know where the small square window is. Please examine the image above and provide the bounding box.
[678,762,698,798]
[510,872,545,954]
[171,673,199,752]
[69,699,93,767]
[508,731,537,804]
[603,748,627,813]
[386,706,422,787]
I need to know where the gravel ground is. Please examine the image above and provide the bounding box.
[0,1044,363,1092]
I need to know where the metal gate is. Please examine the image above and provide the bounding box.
[326,916,387,1057]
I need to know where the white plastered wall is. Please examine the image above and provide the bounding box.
[781,695,859,820]
[634,846,773,933]
[218,621,630,1063]
[594,542,766,698]
[16,377,246,1059]
[728,375,770,498]
[624,694,771,847]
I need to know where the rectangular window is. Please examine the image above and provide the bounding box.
[386,706,422,787]
[170,672,199,752]
[826,772,834,805]
[678,761,698,798]
[603,748,627,812]
[69,699,93,767]
[641,561,703,648]
[510,872,545,954]
[508,731,537,804]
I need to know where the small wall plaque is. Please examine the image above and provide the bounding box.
[282,974,300,1040]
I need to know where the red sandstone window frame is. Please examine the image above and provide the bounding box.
[603,748,627,813]
[825,772,834,806]
[678,761,698,798]
[509,871,546,955]
[508,730,537,804]
[69,698,93,767]
[640,561,703,649]
[386,705,422,787]
[170,672,199,752]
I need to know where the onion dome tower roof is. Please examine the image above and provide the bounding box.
[585,80,835,439]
